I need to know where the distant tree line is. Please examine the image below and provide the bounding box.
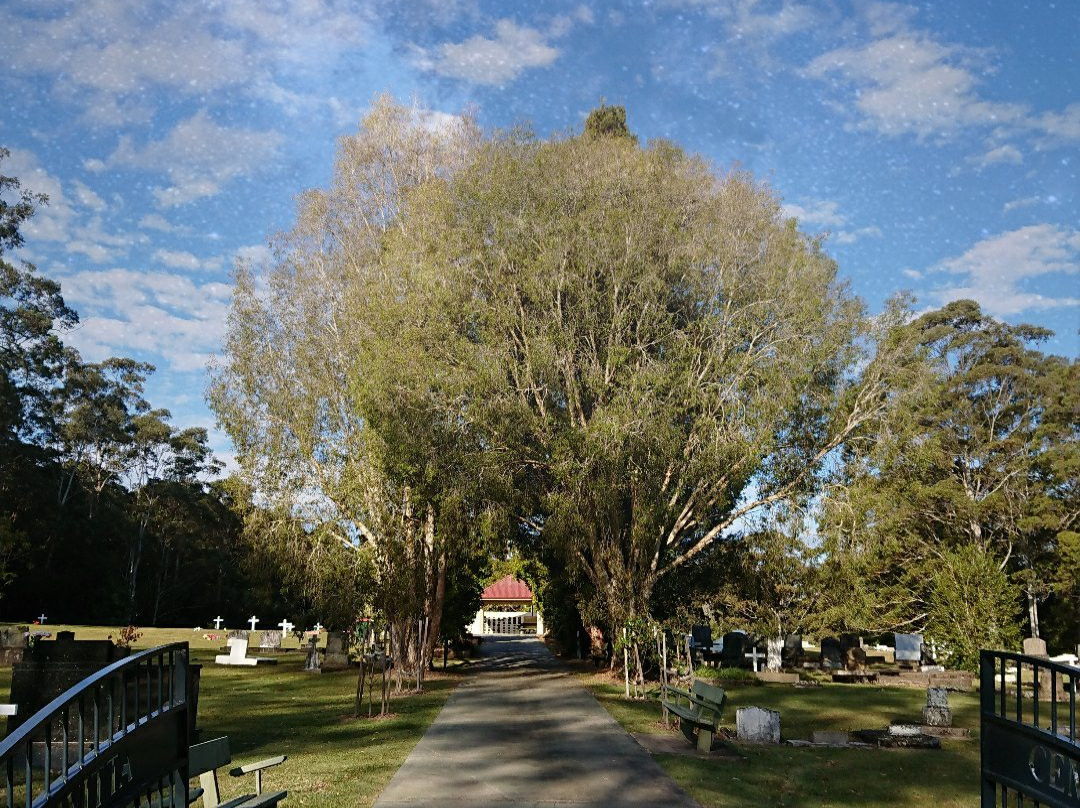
[0,147,285,627]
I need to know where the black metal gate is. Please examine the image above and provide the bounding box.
[0,643,191,808]
[981,649,1079,806]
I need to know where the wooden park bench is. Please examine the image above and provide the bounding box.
[661,681,726,752]
[190,736,288,808]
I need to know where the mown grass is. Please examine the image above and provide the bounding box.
[580,670,982,808]
[1,625,461,808]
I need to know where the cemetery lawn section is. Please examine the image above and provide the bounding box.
[1,626,460,808]
[583,675,981,808]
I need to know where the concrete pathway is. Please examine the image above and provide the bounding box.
[374,635,699,808]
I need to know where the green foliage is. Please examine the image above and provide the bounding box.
[924,545,1022,671]
[582,103,637,142]
[692,666,761,685]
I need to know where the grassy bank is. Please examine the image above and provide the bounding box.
[582,671,981,807]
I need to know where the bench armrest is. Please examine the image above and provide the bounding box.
[229,755,287,776]
[663,685,692,701]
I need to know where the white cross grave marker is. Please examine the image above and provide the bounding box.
[278,619,294,635]
[37,614,47,624]
[313,622,323,632]
[745,646,765,673]
[213,616,224,630]
[248,615,259,632]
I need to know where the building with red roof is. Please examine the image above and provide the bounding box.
[470,575,544,636]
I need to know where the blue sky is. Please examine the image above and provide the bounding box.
[2,0,1077,468]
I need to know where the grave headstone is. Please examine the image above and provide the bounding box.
[839,633,862,655]
[819,636,842,670]
[0,626,28,666]
[320,631,350,672]
[721,632,748,667]
[259,630,282,650]
[736,706,781,743]
[781,634,803,668]
[213,616,224,630]
[227,629,248,642]
[766,637,782,671]
[922,687,952,727]
[214,637,276,667]
[744,646,765,672]
[844,646,867,671]
[304,636,321,672]
[690,625,712,649]
[8,631,130,733]
[894,633,923,667]
[1022,637,1048,658]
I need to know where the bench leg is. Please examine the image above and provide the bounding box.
[679,718,697,747]
[696,727,713,753]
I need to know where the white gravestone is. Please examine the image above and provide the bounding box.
[766,637,782,671]
[278,619,294,636]
[248,615,260,632]
[214,637,277,667]
[213,616,224,630]
[736,707,781,743]
[744,647,765,672]
[895,633,923,663]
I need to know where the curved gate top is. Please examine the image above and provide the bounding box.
[981,650,1079,806]
[0,643,191,808]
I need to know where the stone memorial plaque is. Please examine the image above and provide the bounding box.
[820,636,842,670]
[690,624,712,649]
[781,634,803,668]
[894,633,923,663]
[766,637,782,671]
[736,706,780,743]
[259,630,282,650]
[1022,636,1048,657]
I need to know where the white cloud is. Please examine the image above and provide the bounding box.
[783,198,882,244]
[72,181,107,211]
[416,20,560,85]
[61,268,232,371]
[139,214,186,233]
[1033,103,1080,146]
[969,144,1023,169]
[1002,196,1039,214]
[0,1,372,119]
[783,199,846,228]
[234,244,273,266]
[98,110,282,207]
[153,249,202,271]
[805,33,1025,140]
[929,224,1080,315]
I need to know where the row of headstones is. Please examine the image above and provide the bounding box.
[690,627,926,671]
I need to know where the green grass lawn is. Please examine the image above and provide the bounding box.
[581,671,981,808]
[1,625,460,808]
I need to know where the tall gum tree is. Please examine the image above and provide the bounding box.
[209,96,482,678]
[378,118,912,672]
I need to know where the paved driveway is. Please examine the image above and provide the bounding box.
[373,635,699,808]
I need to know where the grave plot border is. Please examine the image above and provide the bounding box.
[980,649,1079,807]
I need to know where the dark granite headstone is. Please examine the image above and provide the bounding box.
[782,634,803,667]
[839,634,862,655]
[721,632,748,667]
[820,636,842,670]
[8,631,130,734]
[690,625,712,649]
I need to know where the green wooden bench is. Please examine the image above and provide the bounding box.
[189,736,288,808]
[661,680,726,752]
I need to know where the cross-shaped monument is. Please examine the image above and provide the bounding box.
[248,615,259,632]
[313,622,323,632]
[744,646,765,673]
[213,616,224,630]
[278,619,294,635]
[37,614,47,624]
